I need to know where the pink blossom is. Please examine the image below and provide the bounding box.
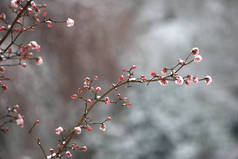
[161,67,167,74]
[66,18,74,27]
[205,75,212,85]
[36,56,43,65]
[194,55,202,63]
[74,126,82,135]
[65,151,72,158]
[100,123,106,131]
[175,76,184,85]
[56,126,63,135]
[105,97,110,104]
[16,114,24,128]
[191,47,199,56]
[96,87,101,92]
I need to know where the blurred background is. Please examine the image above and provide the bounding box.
[1,0,238,158]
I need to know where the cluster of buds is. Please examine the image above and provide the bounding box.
[0,0,74,93]
[50,116,112,158]
[138,47,212,87]
[52,47,212,157]
[0,104,24,133]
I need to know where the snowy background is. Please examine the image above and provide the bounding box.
[1,0,238,159]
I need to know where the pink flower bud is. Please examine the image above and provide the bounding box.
[13,104,20,110]
[77,88,82,94]
[16,114,24,128]
[193,74,199,84]
[66,18,74,27]
[151,71,156,77]
[11,0,18,8]
[21,63,27,68]
[65,151,72,158]
[187,74,193,82]
[28,8,33,15]
[119,75,124,82]
[105,97,110,104]
[0,13,6,20]
[0,26,5,32]
[0,66,6,73]
[2,85,8,92]
[175,76,184,85]
[87,99,92,103]
[96,87,101,92]
[71,94,78,99]
[204,75,212,85]
[185,80,190,86]
[74,126,82,135]
[80,146,88,152]
[140,75,146,80]
[35,120,40,124]
[191,47,199,56]
[116,93,121,98]
[87,125,92,132]
[194,55,202,63]
[100,123,106,131]
[131,65,136,69]
[46,20,53,28]
[94,75,98,80]
[159,79,168,86]
[36,56,43,65]
[49,148,54,154]
[161,67,167,74]
[178,58,185,65]
[56,126,63,135]
[123,97,128,102]
[121,68,127,72]
[106,116,112,121]
[43,12,47,17]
